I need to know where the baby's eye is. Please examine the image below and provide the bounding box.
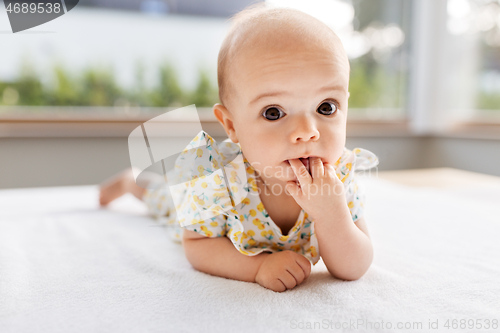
[317,101,338,116]
[262,107,285,121]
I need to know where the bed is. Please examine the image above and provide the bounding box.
[1,168,499,333]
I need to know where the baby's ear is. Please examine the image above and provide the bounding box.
[347,91,351,99]
[213,103,238,143]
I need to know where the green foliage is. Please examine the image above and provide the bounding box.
[1,58,498,111]
[149,63,185,107]
[16,63,45,106]
[0,60,220,108]
[79,68,123,106]
[49,66,80,105]
[348,58,405,108]
[477,92,500,110]
[188,69,219,108]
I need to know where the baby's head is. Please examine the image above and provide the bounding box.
[213,3,350,186]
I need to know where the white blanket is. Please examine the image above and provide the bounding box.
[1,177,499,333]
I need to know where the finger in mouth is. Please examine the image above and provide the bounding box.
[286,158,311,173]
[299,158,310,173]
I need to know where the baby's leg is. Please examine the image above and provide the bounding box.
[99,167,163,206]
[99,168,168,206]
[99,168,138,206]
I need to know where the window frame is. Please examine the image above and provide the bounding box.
[407,0,500,134]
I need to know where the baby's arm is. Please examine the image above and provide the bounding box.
[182,229,270,282]
[183,230,311,291]
[286,158,373,281]
[314,214,373,281]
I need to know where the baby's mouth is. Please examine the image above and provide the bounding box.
[299,158,310,173]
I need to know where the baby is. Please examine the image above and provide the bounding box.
[99,3,379,292]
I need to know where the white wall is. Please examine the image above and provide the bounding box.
[1,134,499,189]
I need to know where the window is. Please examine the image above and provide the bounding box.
[0,4,227,110]
[1,0,499,129]
[445,0,500,121]
[267,0,412,120]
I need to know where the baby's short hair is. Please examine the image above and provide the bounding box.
[217,2,346,109]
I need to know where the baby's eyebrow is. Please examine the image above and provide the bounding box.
[249,84,346,106]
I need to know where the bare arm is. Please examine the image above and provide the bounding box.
[315,207,374,281]
[182,229,271,282]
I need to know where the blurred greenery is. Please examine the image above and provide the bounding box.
[0,58,405,110]
[348,58,405,108]
[477,92,500,109]
[1,58,497,111]
[0,60,220,108]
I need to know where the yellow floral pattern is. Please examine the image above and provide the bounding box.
[143,130,379,266]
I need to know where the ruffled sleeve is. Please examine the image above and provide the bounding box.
[334,147,379,222]
[167,130,248,238]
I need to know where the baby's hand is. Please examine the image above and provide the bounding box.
[285,157,347,223]
[255,250,311,292]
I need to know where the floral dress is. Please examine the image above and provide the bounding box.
[142,130,379,265]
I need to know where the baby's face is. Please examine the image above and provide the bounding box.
[222,38,349,186]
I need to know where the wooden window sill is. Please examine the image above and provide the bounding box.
[1,107,499,139]
[442,121,500,140]
[0,107,413,138]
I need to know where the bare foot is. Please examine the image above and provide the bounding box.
[99,168,141,206]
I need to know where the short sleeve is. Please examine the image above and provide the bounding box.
[345,175,366,222]
[182,214,229,238]
[340,147,379,223]
[142,129,244,240]
[166,131,246,238]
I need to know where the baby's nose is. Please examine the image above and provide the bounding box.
[290,116,320,142]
